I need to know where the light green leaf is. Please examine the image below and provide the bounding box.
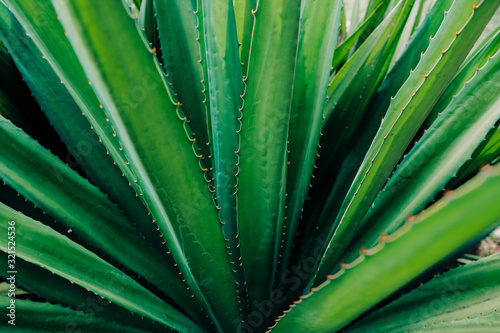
[0,298,149,333]
[237,0,301,320]
[154,0,212,170]
[234,0,256,77]
[0,205,202,332]
[52,0,240,329]
[0,5,167,263]
[271,163,500,333]
[292,0,416,294]
[0,253,163,333]
[343,47,500,264]
[277,0,343,291]
[0,116,203,320]
[331,2,384,72]
[347,254,500,332]
[201,0,246,320]
[2,0,136,186]
[315,0,500,284]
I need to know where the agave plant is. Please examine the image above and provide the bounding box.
[0,0,500,331]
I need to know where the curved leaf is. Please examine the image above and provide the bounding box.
[234,0,256,77]
[271,163,500,333]
[331,2,384,72]
[201,0,246,320]
[292,0,416,294]
[0,298,148,333]
[277,0,343,291]
[343,46,500,264]
[52,0,240,329]
[154,0,212,170]
[0,253,163,333]
[422,25,500,131]
[0,204,202,332]
[347,254,500,332]
[0,116,203,320]
[2,0,136,186]
[0,5,168,262]
[237,0,301,320]
[315,0,500,284]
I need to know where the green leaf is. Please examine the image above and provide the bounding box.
[291,0,416,293]
[234,0,256,77]
[0,298,149,333]
[298,1,455,259]
[318,0,415,191]
[452,123,500,185]
[277,0,343,290]
[411,0,426,35]
[479,126,500,163]
[324,1,415,122]
[421,25,500,131]
[196,0,210,133]
[388,0,423,71]
[354,0,390,48]
[271,163,500,333]
[0,181,56,230]
[52,0,240,330]
[339,5,347,42]
[237,0,301,319]
[343,46,500,264]
[0,5,168,263]
[315,0,500,284]
[0,116,204,320]
[0,205,202,332]
[124,0,142,18]
[139,0,156,46]
[331,2,384,72]
[347,254,500,332]
[2,0,136,186]
[407,313,500,332]
[0,282,27,296]
[154,0,212,170]
[369,0,455,125]
[348,0,362,35]
[0,253,163,333]
[201,0,246,317]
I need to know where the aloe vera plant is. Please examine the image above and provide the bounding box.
[0,0,499,332]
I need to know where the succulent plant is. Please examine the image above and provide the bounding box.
[0,0,499,332]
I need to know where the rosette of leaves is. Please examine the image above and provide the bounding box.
[0,0,499,332]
